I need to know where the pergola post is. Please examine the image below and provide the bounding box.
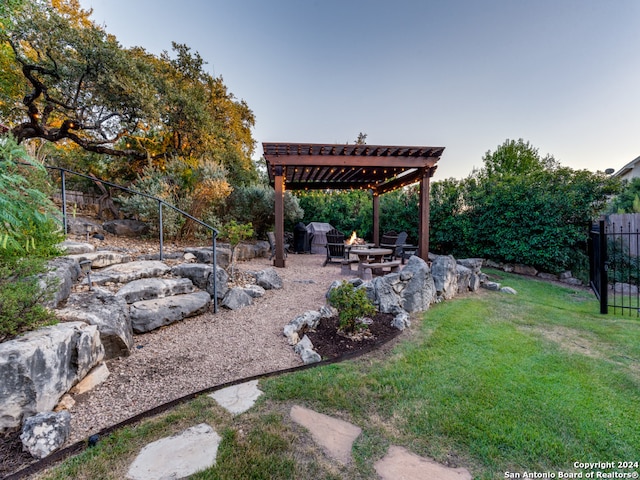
[274,166,286,267]
[418,167,435,261]
[372,192,380,246]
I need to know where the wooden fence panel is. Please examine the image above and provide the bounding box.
[604,213,640,255]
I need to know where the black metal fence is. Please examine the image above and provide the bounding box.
[589,219,640,316]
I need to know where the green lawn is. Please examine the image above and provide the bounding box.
[39,270,640,479]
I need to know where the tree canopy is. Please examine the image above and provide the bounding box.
[1,0,257,184]
[429,139,620,274]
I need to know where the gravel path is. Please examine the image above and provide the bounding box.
[66,253,342,445]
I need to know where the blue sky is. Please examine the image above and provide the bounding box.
[79,0,640,179]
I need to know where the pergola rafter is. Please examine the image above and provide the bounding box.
[263,142,444,267]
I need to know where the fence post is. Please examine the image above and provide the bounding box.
[60,169,68,235]
[158,200,164,261]
[599,220,608,314]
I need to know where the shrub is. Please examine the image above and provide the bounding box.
[327,281,376,334]
[223,185,303,239]
[117,164,185,238]
[0,136,64,258]
[0,256,59,342]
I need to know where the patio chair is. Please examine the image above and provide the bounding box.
[267,231,290,260]
[380,230,399,260]
[392,231,408,259]
[323,228,346,266]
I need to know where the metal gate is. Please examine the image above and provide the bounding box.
[589,219,640,315]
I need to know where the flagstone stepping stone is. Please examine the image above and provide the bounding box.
[209,380,263,415]
[290,405,361,465]
[126,423,221,480]
[374,445,472,480]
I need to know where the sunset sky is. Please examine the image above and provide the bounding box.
[80,0,640,179]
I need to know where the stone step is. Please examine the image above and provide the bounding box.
[66,250,133,268]
[130,291,212,333]
[90,260,171,285]
[115,277,196,304]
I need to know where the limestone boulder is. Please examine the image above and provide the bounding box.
[469,273,482,292]
[253,268,283,290]
[90,260,170,285]
[20,410,71,459]
[253,241,270,258]
[241,284,266,298]
[0,322,104,432]
[371,274,404,314]
[482,281,501,291]
[66,251,133,269]
[69,362,110,395]
[116,278,195,304]
[184,246,232,268]
[171,263,212,289]
[129,291,211,333]
[456,264,472,293]
[431,254,458,300]
[221,287,253,310]
[233,241,270,261]
[57,287,133,359]
[391,311,411,331]
[283,310,322,345]
[400,255,436,312]
[207,266,229,300]
[40,257,81,308]
[294,335,322,364]
[102,219,149,237]
[457,258,484,274]
[514,264,538,276]
[57,240,95,255]
[66,217,104,236]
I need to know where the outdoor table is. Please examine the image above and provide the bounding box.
[344,242,374,257]
[350,247,393,278]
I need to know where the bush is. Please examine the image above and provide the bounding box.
[117,158,233,239]
[327,281,376,334]
[0,137,64,340]
[0,136,64,258]
[0,256,59,342]
[223,185,303,240]
[296,190,372,239]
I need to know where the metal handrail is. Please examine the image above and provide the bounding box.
[31,163,219,313]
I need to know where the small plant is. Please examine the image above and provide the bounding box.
[327,280,376,334]
[220,220,254,278]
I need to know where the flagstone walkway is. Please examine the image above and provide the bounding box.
[124,380,472,480]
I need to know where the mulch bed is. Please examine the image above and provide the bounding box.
[1,430,34,479]
[305,312,401,359]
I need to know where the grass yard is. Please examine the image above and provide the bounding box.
[37,270,640,479]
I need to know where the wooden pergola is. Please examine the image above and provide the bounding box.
[263,142,445,267]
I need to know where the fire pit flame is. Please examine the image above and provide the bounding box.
[346,231,365,245]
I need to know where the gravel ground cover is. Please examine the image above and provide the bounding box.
[65,251,342,445]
